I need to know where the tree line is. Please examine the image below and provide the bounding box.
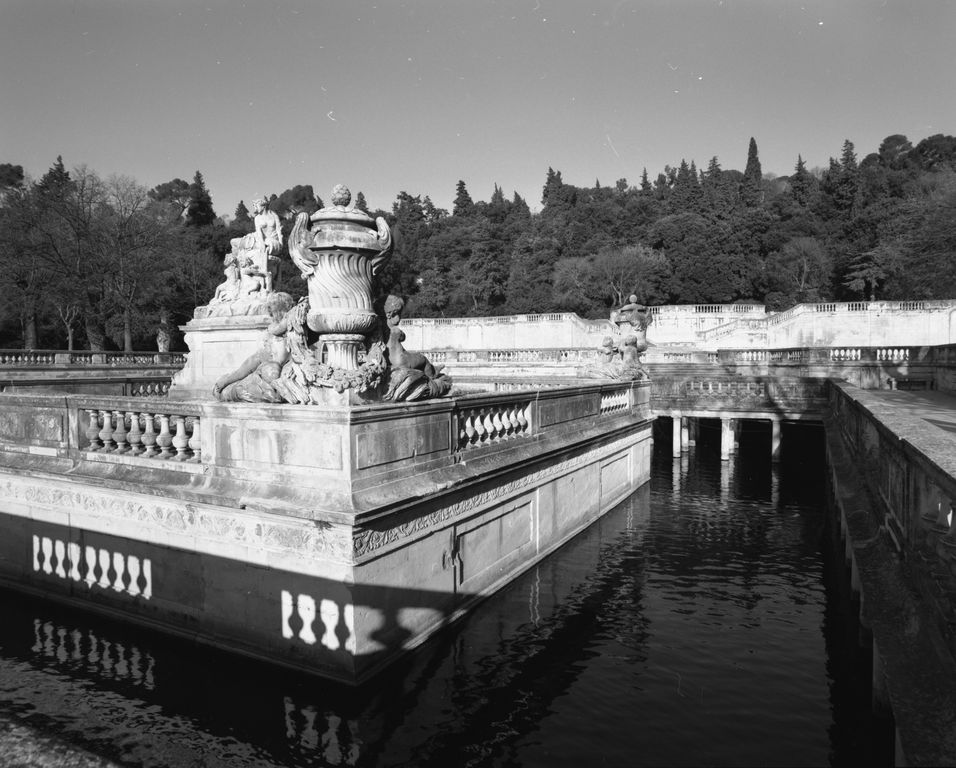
[1,131,955,350]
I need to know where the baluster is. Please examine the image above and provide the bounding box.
[98,410,115,452]
[112,410,128,453]
[127,411,143,454]
[483,413,495,442]
[156,414,173,459]
[187,417,202,462]
[140,413,157,457]
[172,415,189,461]
[503,407,516,436]
[463,411,476,445]
[85,409,102,451]
[492,410,504,439]
[473,410,487,442]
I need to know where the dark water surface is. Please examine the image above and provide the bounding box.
[0,423,891,767]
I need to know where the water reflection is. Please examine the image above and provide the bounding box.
[0,425,890,767]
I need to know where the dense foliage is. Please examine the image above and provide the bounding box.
[1,132,955,350]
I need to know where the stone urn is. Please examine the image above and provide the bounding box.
[288,185,393,369]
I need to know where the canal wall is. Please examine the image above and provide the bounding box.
[0,381,652,684]
[826,381,956,766]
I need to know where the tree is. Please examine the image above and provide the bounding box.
[788,155,814,207]
[647,213,754,302]
[764,237,832,307]
[842,243,902,301]
[36,155,72,199]
[422,196,447,222]
[0,185,49,347]
[741,137,763,206]
[0,164,24,193]
[701,156,735,219]
[670,159,700,212]
[354,191,369,213]
[589,245,671,307]
[271,185,321,217]
[453,180,474,217]
[184,171,216,227]
[878,134,913,169]
[234,200,251,225]
[148,177,191,221]
[99,175,180,351]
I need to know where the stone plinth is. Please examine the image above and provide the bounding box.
[169,314,274,400]
[0,381,652,684]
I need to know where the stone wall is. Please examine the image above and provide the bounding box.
[826,381,956,765]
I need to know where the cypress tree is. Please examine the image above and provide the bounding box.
[741,137,763,206]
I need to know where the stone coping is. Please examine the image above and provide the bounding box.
[830,381,956,493]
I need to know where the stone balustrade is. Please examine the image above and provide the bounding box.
[0,349,187,367]
[651,375,829,419]
[78,399,202,463]
[0,381,649,495]
[400,300,956,351]
[457,400,532,450]
[0,351,58,365]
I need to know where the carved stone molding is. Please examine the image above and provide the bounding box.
[351,430,645,558]
[0,474,352,565]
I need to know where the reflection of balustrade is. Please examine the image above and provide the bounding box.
[458,402,532,450]
[284,695,361,763]
[83,407,201,462]
[32,534,152,599]
[32,618,156,689]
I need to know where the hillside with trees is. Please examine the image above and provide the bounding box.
[1,132,955,350]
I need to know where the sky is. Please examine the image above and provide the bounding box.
[2,0,954,217]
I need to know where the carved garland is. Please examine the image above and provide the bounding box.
[0,476,351,563]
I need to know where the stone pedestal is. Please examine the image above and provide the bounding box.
[168,315,273,400]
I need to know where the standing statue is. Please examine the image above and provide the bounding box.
[223,196,282,297]
[156,310,172,353]
[199,196,285,317]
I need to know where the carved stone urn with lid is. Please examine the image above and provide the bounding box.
[288,185,393,370]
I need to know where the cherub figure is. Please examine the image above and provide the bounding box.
[211,252,241,303]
